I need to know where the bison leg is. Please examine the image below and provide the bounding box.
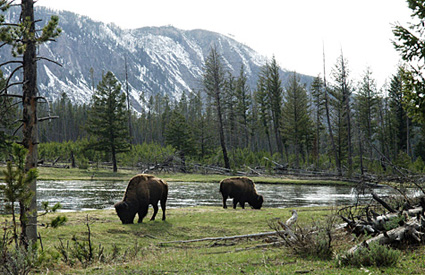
[160,199,166,220]
[233,199,238,209]
[240,201,245,209]
[137,204,149,223]
[151,203,159,221]
[222,195,228,209]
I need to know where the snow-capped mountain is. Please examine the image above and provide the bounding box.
[1,7,313,112]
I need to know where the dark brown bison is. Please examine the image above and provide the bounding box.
[219,177,264,209]
[114,174,168,224]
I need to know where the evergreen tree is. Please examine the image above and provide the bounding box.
[281,72,313,167]
[330,54,353,175]
[86,71,130,172]
[254,69,273,155]
[354,68,380,161]
[202,47,230,169]
[223,72,237,149]
[0,0,61,244]
[265,56,285,157]
[387,69,411,159]
[164,110,195,171]
[393,0,425,123]
[0,70,17,152]
[310,75,326,168]
[235,64,252,148]
[1,143,37,246]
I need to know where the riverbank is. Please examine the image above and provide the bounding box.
[2,206,423,274]
[25,166,353,186]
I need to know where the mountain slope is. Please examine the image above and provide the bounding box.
[1,7,313,112]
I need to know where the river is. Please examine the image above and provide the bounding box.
[15,180,404,212]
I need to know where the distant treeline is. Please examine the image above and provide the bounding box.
[1,54,425,176]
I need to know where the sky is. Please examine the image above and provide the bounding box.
[38,0,413,88]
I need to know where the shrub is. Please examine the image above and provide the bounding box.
[78,157,89,169]
[269,213,337,260]
[337,242,401,267]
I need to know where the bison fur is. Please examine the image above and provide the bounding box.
[219,177,263,209]
[114,174,168,224]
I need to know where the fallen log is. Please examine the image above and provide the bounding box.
[371,192,396,213]
[159,231,282,246]
[347,217,425,254]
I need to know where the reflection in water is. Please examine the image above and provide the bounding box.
[0,180,403,212]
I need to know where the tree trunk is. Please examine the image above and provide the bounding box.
[342,58,353,176]
[112,145,117,173]
[323,49,341,176]
[216,93,230,169]
[21,0,38,245]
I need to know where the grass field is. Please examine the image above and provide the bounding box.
[0,206,421,274]
[30,166,352,186]
[2,167,423,274]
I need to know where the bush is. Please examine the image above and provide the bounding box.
[337,242,401,267]
[0,240,38,275]
[269,213,337,260]
[78,157,89,169]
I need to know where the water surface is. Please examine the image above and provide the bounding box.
[25,180,403,211]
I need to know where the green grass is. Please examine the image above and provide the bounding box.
[2,206,424,274]
[9,166,351,186]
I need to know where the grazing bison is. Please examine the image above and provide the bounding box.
[219,177,264,209]
[114,174,168,224]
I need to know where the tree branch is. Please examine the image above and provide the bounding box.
[0,82,24,95]
[38,116,59,122]
[0,60,23,67]
[0,23,19,27]
[0,93,23,99]
[12,123,23,137]
[35,56,62,67]
[371,192,397,213]
[4,65,24,93]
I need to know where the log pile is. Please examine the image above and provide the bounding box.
[339,191,425,252]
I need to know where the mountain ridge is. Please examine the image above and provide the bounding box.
[1,7,314,112]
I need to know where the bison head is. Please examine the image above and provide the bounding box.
[114,201,137,224]
[250,194,264,209]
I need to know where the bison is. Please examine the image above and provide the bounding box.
[219,177,264,209]
[114,174,168,224]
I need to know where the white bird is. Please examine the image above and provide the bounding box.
[286,209,298,227]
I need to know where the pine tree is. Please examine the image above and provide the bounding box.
[86,71,130,172]
[235,64,252,148]
[387,69,410,159]
[223,72,237,149]
[0,0,61,244]
[265,56,285,157]
[310,75,326,168]
[330,54,353,175]
[164,110,195,171]
[254,69,273,156]
[393,0,425,123]
[354,68,380,162]
[187,91,213,159]
[0,70,17,151]
[281,72,313,168]
[202,46,230,169]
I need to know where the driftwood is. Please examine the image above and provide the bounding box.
[341,182,425,255]
[159,231,281,246]
[371,192,396,213]
[348,217,425,254]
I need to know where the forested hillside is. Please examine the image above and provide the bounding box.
[2,53,422,177]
